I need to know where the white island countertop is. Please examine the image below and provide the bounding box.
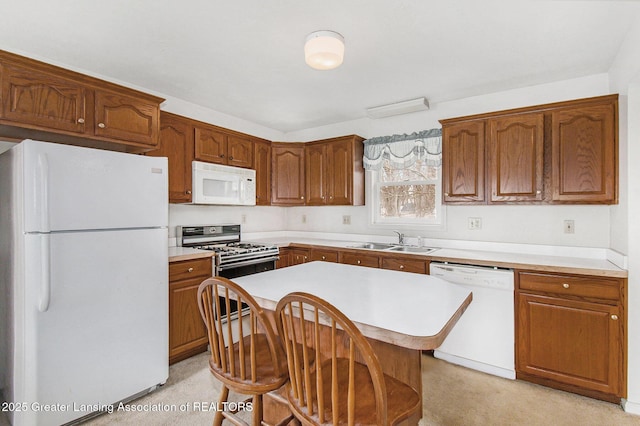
[233,261,472,350]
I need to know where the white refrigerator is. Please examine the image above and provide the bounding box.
[0,140,169,425]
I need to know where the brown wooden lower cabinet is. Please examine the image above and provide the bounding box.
[310,248,339,262]
[339,251,380,268]
[290,248,310,265]
[515,271,626,402]
[381,256,427,274]
[169,257,212,364]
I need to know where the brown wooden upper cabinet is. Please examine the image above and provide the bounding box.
[148,112,194,203]
[551,103,616,203]
[254,139,272,205]
[272,135,365,206]
[442,121,486,203]
[488,113,544,202]
[0,50,163,153]
[271,142,306,205]
[305,135,365,206]
[440,94,618,204]
[194,126,254,168]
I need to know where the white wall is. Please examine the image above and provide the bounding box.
[608,14,640,414]
[271,73,614,248]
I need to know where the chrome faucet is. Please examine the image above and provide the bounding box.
[393,230,405,245]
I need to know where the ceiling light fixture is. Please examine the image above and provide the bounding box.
[304,30,344,70]
[366,97,430,119]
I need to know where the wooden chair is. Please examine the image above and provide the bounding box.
[274,292,421,426]
[198,277,290,426]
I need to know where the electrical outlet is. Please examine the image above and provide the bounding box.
[342,215,351,225]
[241,214,247,224]
[468,217,482,230]
[302,214,307,224]
[564,219,575,234]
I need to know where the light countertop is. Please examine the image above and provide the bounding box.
[244,236,627,278]
[233,261,473,350]
[168,246,214,263]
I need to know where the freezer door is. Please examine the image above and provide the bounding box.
[17,228,168,426]
[21,140,167,232]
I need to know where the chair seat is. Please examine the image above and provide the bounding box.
[287,358,421,425]
[210,333,288,394]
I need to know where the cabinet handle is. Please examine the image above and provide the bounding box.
[301,196,304,200]
[400,265,405,269]
[220,154,225,158]
[229,156,234,160]
[357,260,361,264]
[562,283,570,289]
[322,256,326,260]
[186,190,192,194]
[329,196,333,200]
[304,256,308,260]
[611,314,619,320]
[536,190,541,194]
[444,192,449,196]
[77,118,85,124]
[187,267,194,272]
[98,122,106,128]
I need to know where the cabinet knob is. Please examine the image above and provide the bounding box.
[187,267,194,273]
[444,192,449,196]
[400,265,405,269]
[329,196,333,200]
[304,256,308,260]
[611,314,619,320]
[322,256,326,260]
[220,154,225,158]
[536,190,541,194]
[301,196,304,200]
[186,190,192,195]
[562,283,570,289]
[357,260,361,265]
[77,118,85,124]
[98,122,106,128]
[229,156,234,160]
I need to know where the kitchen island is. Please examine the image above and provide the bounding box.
[233,261,473,425]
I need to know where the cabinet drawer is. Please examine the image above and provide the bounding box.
[518,272,620,301]
[340,252,380,268]
[381,257,427,274]
[169,258,213,281]
[310,249,339,263]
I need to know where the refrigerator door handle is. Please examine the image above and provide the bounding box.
[38,234,51,312]
[36,153,50,232]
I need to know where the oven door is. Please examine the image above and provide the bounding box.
[215,257,277,320]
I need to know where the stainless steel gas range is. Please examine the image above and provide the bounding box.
[177,224,279,320]
[177,224,279,277]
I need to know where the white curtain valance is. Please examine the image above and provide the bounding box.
[362,128,442,170]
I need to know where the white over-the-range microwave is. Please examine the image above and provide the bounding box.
[191,161,256,205]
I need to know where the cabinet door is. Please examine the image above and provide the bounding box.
[551,103,617,203]
[168,258,212,364]
[94,90,159,146]
[1,63,87,133]
[194,126,227,164]
[305,143,327,205]
[310,248,339,263]
[517,293,622,396]
[271,143,306,205]
[339,252,380,268]
[227,135,253,168]
[489,113,544,202]
[442,121,485,202]
[148,112,194,203]
[254,140,272,205]
[290,249,309,265]
[327,138,354,205]
[276,247,291,269]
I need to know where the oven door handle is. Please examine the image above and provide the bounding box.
[216,255,280,271]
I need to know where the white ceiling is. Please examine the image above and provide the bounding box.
[1,1,639,133]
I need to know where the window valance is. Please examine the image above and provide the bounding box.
[362,128,442,170]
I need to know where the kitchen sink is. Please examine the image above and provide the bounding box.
[346,242,395,250]
[387,246,439,254]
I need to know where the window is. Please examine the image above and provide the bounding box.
[363,129,443,229]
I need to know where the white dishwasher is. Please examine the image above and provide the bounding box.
[430,262,515,379]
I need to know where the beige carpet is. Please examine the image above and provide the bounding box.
[78,352,640,425]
